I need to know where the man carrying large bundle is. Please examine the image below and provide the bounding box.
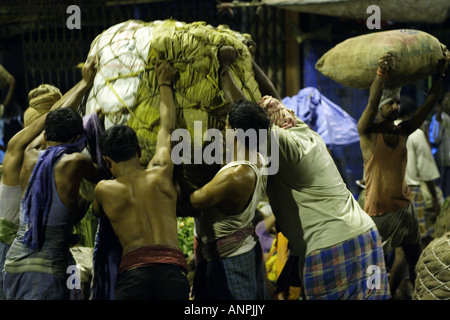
[219,44,390,300]
[92,60,190,300]
[357,51,449,296]
[186,47,271,300]
[0,59,98,300]
[2,58,103,300]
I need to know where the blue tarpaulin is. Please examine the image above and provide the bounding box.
[282,87,360,146]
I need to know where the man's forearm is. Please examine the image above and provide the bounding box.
[3,76,15,108]
[368,74,386,109]
[9,80,92,151]
[159,86,176,132]
[50,80,92,112]
[409,76,443,132]
[220,66,247,104]
[251,61,281,100]
[357,75,385,134]
[425,180,438,198]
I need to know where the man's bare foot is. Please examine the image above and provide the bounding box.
[218,46,237,69]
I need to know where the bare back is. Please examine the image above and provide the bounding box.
[95,165,179,255]
[94,60,180,256]
[20,134,99,211]
[20,140,45,195]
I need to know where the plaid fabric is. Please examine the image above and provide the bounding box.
[194,245,269,300]
[303,228,391,300]
[409,186,428,238]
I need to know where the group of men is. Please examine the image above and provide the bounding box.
[0,37,447,300]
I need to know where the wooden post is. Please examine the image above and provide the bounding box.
[284,10,301,97]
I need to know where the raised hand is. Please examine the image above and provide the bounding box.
[82,55,98,87]
[378,54,394,73]
[436,48,450,75]
[155,59,177,86]
[218,46,237,69]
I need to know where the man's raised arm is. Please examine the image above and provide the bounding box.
[6,56,97,153]
[2,57,97,186]
[403,51,449,134]
[149,60,177,169]
[1,68,15,114]
[357,54,393,136]
[218,46,247,104]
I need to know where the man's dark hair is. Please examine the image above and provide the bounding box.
[44,107,83,143]
[399,96,418,118]
[99,124,140,163]
[227,99,271,151]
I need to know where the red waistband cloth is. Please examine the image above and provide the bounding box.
[118,245,188,275]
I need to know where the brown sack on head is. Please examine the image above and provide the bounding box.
[24,84,62,127]
[315,29,447,89]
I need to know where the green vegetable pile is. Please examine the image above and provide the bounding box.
[177,216,195,257]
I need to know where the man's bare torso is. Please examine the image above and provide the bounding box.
[97,166,179,256]
[20,141,91,212]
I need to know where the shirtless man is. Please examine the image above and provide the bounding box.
[0,58,97,299]
[357,52,449,293]
[92,60,190,300]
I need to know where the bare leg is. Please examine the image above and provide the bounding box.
[389,247,407,299]
[218,46,247,104]
[402,243,421,287]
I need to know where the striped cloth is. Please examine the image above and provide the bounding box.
[193,244,269,300]
[118,245,188,275]
[408,186,429,238]
[3,224,72,300]
[302,228,391,300]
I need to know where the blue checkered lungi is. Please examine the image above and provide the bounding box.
[194,244,269,300]
[302,227,391,300]
[409,186,429,238]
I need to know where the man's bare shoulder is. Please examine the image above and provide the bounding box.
[142,164,174,183]
[360,122,381,135]
[59,151,90,163]
[95,178,129,199]
[219,164,256,191]
[57,152,93,172]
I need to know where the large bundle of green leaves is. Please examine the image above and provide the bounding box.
[85,20,260,209]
